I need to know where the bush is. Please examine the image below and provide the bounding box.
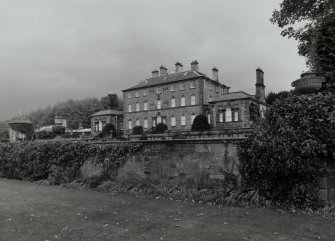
[132,126,144,135]
[191,114,211,131]
[152,123,168,134]
[0,141,142,185]
[52,125,66,135]
[238,93,335,208]
[101,123,116,137]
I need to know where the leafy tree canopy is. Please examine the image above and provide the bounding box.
[239,93,335,207]
[271,0,335,90]
[265,91,290,105]
[191,114,211,132]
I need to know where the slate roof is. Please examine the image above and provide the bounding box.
[123,70,228,91]
[90,109,123,117]
[209,91,257,102]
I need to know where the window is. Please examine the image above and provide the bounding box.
[136,119,140,126]
[234,110,239,121]
[215,86,218,93]
[209,96,213,102]
[128,120,132,129]
[127,93,132,99]
[219,112,224,123]
[157,100,161,109]
[143,101,148,111]
[170,85,175,92]
[220,88,224,95]
[135,91,140,98]
[181,96,186,106]
[225,108,232,122]
[180,83,185,91]
[144,118,148,128]
[128,104,132,113]
[191,114,196,124]
[190,80,196,89]
[156,88,161,94]
[143,89,147,96]
[209,83,213,91]
[191,95,196,105]
[171,116,176,126]
[171,97,176,108]
[181,115,186,126]
[207,113,211,124]
[136,102,140,112]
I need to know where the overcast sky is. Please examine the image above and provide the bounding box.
[0,0,306,121]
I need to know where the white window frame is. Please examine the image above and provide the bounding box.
[234,110,239,121]
[170,85,175,92]
[171,97,176,108]
[156,88,161,94]
[135,91,140,98]
[157,100,161,109]
[180,83,185,91]
[143,89,147,96]
[181,115,186,126]
[219,112,224,123]
[128,120,132,129]
[225,108,232,122]
[181,96,186,106]
[207,113,211,124]
[171,116,176,127]
[143,101,148,111]
[136,119,140,126]
[190,80,196,89]
[127,93,132,99]
[136,102,140,112]
[144,118,148,129]
[191,95,196,105]
[128,104,132,113]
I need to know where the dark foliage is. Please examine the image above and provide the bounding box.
[152,123,168,134]
[238,93,335,208]
[132,126,144,135]
[191,114,211,131]
[265,91,290,105]
[0,141,142,185]
[101,123,116,137]
[52,125,66,135]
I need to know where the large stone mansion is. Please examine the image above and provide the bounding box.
[121,60,266,133]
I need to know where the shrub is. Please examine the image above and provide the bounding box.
[132,126,144,135]
[238,93,335,208]
[152,123,168,134]
[191,114,211,131]
[52,125,66,135]
[101,123,116,137]
[0,141,142,185]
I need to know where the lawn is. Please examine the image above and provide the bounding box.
[0,178,334,241]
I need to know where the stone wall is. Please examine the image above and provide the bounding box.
[117,138,242,184]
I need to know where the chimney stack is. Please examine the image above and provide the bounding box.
[212,67,219,81]
[159,65,167,76]
[175,62,183,73]
[152,69,159,78]
[190,60,199,71]
[255,67,266,103]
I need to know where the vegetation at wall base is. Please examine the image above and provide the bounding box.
[0,141,142,185]
[191,114,211,131]
[238,93,335,208]
[132,126,144,135]
[152,123,168,134]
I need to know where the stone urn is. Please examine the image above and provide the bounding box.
[291,71,325,94]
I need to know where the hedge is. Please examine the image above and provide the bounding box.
[0,141,142,185]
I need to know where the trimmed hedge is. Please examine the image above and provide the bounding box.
[0,141,142,184]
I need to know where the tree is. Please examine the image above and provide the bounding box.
[132,126,144,135]
[0,121,9,140]
[101,123,116,137]
[265,91,290,105]
[191,114,211,131]
[271,0,335,90]
[152,123,168,134]
[238,93,335,207]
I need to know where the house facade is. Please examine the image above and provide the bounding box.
[122,61,230,133]
[90,110,123,135]
[209,68,267,130]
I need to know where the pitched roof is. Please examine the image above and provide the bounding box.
[90,109,123,117]
[210,91,257,102]
[123,70,228,91]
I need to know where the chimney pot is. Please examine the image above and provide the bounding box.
[212,66,219,81]
[152,69,159,78]
[191,60,199,71]
[159,65,168,76]
[175,62,183,73]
